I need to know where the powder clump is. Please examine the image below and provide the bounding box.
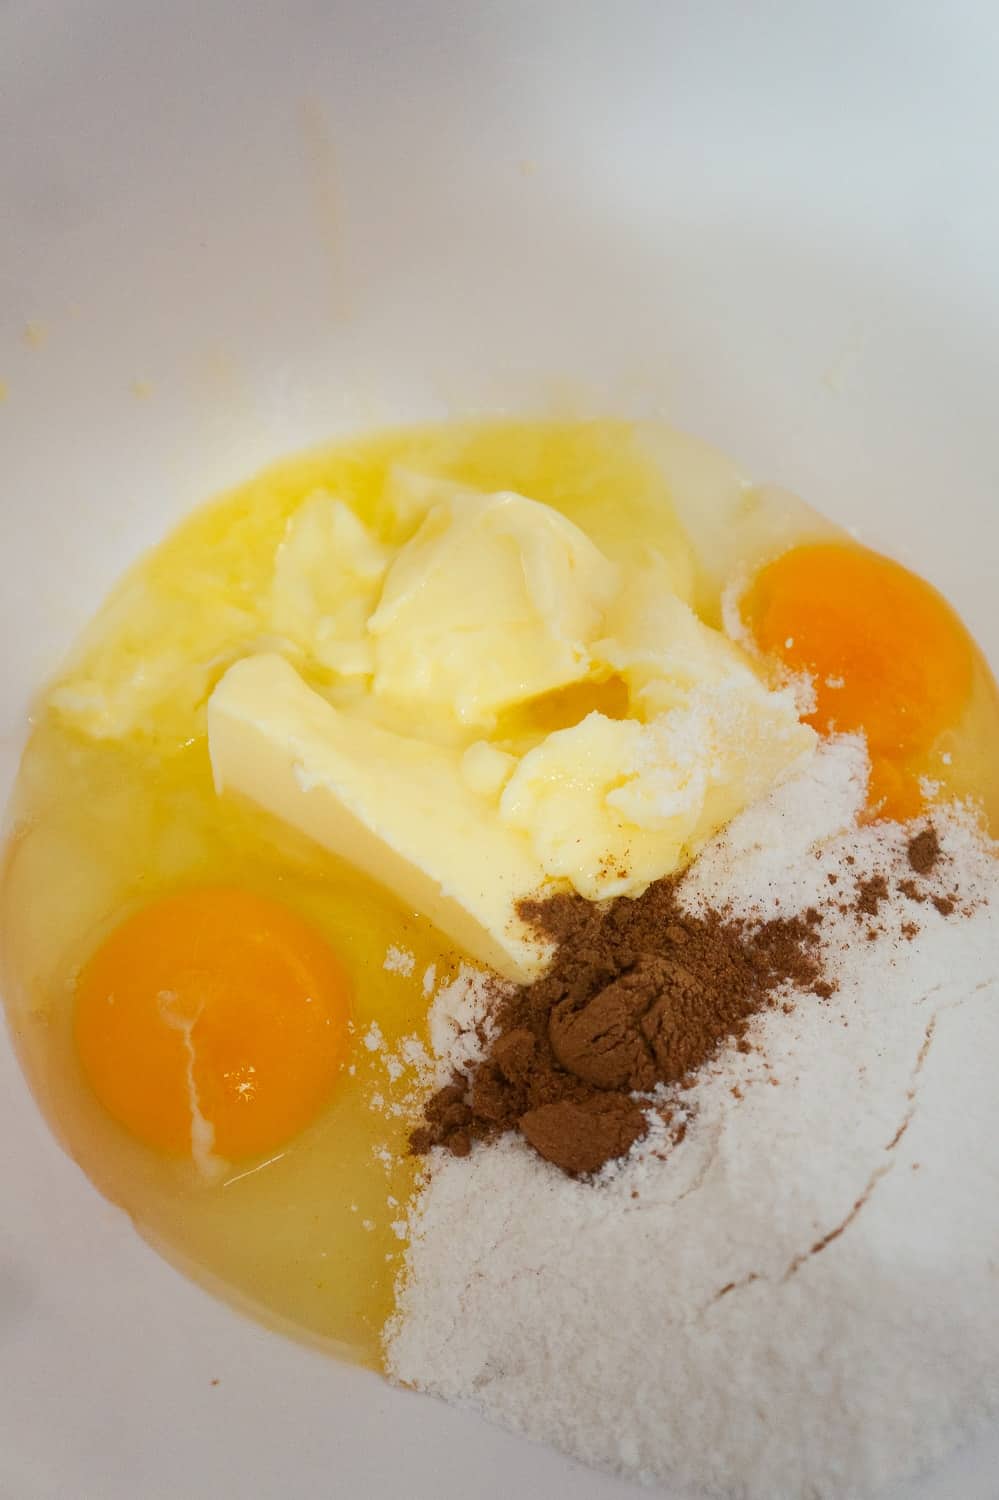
[907,824,941,876]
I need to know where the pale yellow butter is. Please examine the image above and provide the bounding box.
[208,653,556,982]
[498,552,816,899]
[271,491,388,678]
[594,552,744,716]
[499,683,813,901]
[460,741,518,800]
[207,473,816,970]
[367,490,619,729]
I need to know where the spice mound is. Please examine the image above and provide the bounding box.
[413,878,827,1174]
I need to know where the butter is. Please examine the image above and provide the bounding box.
[594,552,744,716]
[499,713,670,898]
[48,423,822,971]
[461,741,518,800]
[497,554,816,899]
[367,490,619,729]
[208,478,816,958]
[499,680,812,902]
[208,653,556,982]
[271,491,388,677]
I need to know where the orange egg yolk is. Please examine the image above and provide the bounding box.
[74,886,350,1162]
[743,542,974,820]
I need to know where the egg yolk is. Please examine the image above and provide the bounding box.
[74,886,350,1163]
[743,542,974,820]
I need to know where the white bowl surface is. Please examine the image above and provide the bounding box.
[2,4,999,1496]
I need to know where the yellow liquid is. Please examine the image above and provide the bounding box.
[0,419,690,1368]
[2,417,996,1370]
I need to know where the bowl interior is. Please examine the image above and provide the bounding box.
[2,4,999,1497]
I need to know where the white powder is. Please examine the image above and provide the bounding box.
[721,571,817,720]
[363,1021,385,1052]
[399,1036,431,1070]
[360,972,503,1135]
[386,742,999,1499]
[425,963,509,1087]
[384,944,416,977]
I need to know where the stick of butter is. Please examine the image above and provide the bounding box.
[207,653,556,982]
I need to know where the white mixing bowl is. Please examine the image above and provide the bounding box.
[2,4,998,1496]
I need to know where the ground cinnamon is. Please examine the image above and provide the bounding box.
[411,819,962,1177]
[412,878,826,1176]
[907,826,941,876]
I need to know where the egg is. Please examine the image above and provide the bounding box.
[639,421,998,826]
[74,886,351,1167]
[2,417,997,1372]
[741,541,984,821]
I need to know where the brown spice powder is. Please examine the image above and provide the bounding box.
[412,822,961,1179]
[412,879,826,1176]
[855,874,889,917]
[907,826,941,876]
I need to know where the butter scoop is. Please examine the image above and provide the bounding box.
[208,653,557,982]
[367,490,619,729]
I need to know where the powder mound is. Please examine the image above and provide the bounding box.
[412,879,826,1175]
[390,746,995,1499]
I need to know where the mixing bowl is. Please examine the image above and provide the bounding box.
[2,3,998,1496]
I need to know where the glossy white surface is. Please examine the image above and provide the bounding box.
[2,3,998,1495]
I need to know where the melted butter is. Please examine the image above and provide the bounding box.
[45,420,696,752]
